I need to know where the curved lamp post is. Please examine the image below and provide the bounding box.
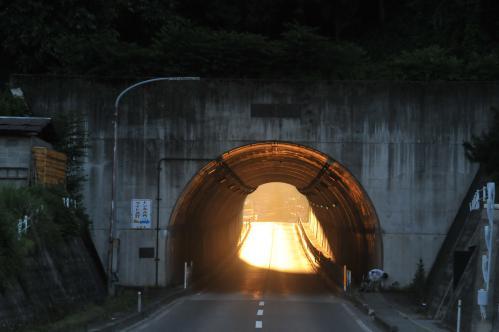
[108,77,200,294]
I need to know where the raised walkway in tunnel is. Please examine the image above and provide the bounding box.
[124,221,379,331]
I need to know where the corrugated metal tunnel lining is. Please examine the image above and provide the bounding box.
[168,141,382,283]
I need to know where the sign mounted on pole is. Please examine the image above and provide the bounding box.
[131,199,152,229]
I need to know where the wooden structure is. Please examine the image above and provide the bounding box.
[32,147,67,186]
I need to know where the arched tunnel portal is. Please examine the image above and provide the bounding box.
[167,141,382,285]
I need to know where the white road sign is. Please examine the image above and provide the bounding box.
[131,199,152,229]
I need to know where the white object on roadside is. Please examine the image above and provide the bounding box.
[368,269,387,281]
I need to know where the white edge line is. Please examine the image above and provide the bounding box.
[395,310,435,332]
[341,303,373,332]
[123,297,186,331]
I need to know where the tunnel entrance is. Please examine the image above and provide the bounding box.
[167,142,382,286]
[239,182,312,273]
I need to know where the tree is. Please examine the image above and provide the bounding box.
[389,45,463,81]
[52,113,88,202]
[0,0,118,73]
[463,108,499,180]
[0,90,29,116]
[411,258,426,302]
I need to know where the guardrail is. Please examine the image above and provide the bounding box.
[17,215,30,239]
[478,182,495,321]
[295,217,344,290]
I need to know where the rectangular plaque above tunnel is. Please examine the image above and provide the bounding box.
[251,104,302,118]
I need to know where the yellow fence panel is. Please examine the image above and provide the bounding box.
[32,147,67,186]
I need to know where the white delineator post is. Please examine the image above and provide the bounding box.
[137,291,142,313]
[184,262,188,289]
[457,299,462,332]
[343,265,347,292]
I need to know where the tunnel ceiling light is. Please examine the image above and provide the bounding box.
[219,178,227,183]
[208,169,216,175]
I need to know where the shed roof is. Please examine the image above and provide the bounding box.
[0,116,57,141]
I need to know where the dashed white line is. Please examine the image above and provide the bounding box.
[257,309,264,316]
[258,301,265,306]
[255,320,263,329]
[341,303,373,332]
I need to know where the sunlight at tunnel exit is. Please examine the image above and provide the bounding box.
[243,182,309,223]
[238,183,315,274]
[239,222,315,274]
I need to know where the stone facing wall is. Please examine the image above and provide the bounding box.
[0,237,106,330]
[12,75,498,285]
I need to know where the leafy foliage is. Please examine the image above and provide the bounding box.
[411,258,426,302]
[1,1,499,79]
[0,186,87,285]
[0,190,34,284]
[0,0,117,73]
[152,19,368,79]
[153,16,276,77]
[389,46,463,81]
[463,108,499,179]
[52,113,89,201]
[0,90,30,116]
[278,24,367,79]
[465,53,499,80]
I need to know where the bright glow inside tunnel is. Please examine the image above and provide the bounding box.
[167,142,382,286]
[238,183,314,273]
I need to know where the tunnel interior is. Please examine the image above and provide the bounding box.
[167,142,382,285]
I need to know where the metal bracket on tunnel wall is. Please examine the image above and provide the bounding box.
[214,157,256,194]
[298,158,334,194]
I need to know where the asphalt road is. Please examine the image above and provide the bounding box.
[126,222,380,332]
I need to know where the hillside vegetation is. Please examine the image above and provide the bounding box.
[1,1,498,80]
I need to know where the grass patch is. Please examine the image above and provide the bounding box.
[19,287,178,332]
[21,289,135,332]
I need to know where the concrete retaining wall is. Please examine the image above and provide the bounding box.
[12,75,497,285]
[0,237,106,330]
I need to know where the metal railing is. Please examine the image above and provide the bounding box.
[17,215,30,239]
[296,217,344,289]
[478,182,495,320]
[433,182,488,319]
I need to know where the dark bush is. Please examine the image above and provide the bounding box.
[0,185,88,285]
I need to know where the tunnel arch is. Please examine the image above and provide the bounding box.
[167,141,382,283]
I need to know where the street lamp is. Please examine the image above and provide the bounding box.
[108,77,200,294]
